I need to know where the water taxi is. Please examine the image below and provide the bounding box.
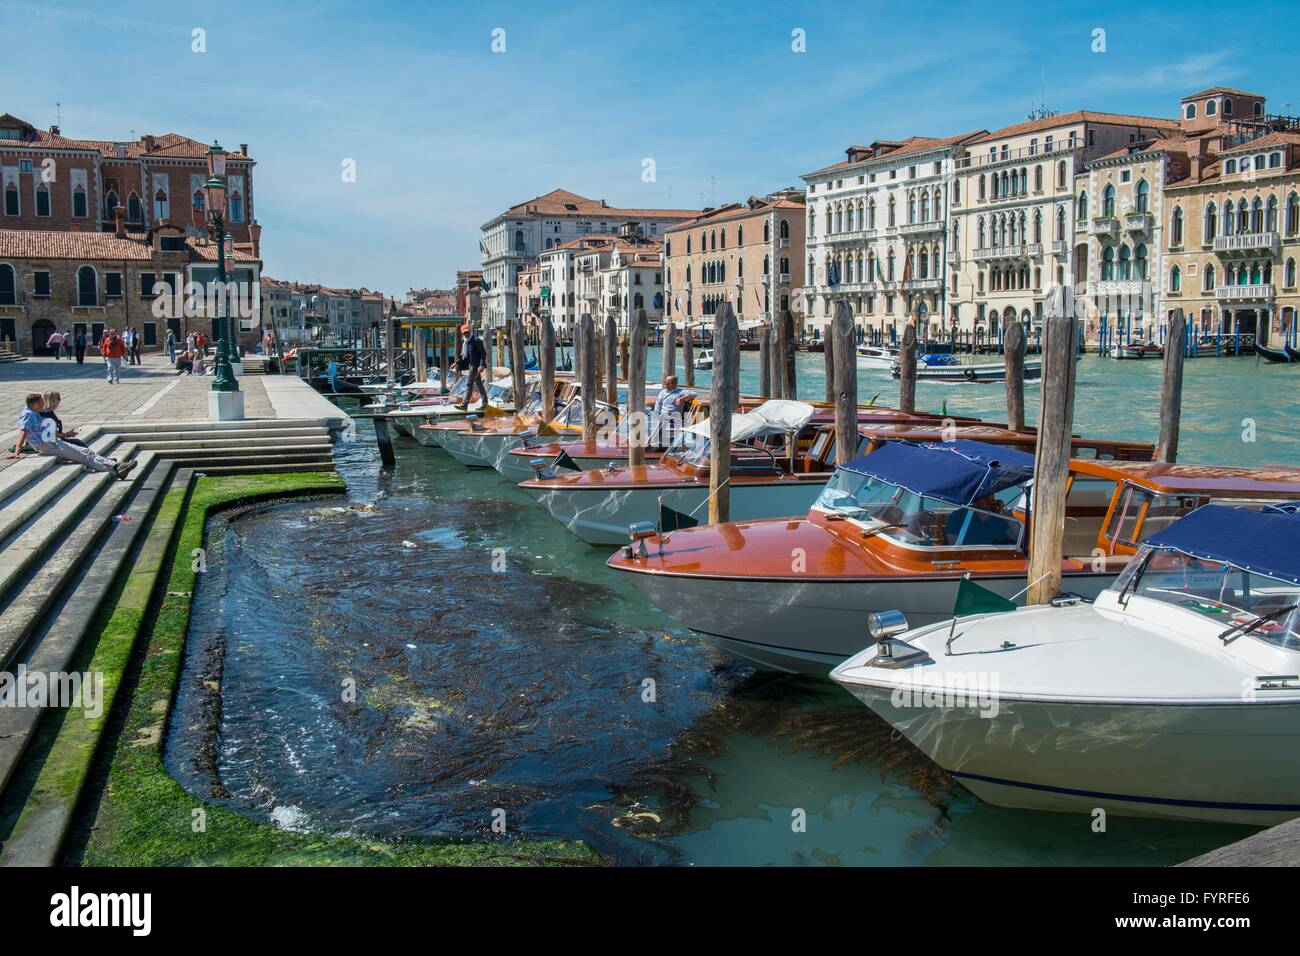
[832,502,1300,825]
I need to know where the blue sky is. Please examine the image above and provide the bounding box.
[3,0,1295,296]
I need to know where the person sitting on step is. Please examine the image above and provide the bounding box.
[11,393,136,479]
[39,390,88,448]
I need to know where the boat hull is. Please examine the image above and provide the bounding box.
[523,479,829,546]
[620,569,1115,675]
[838,679,1300,825]
[437,428,526,469]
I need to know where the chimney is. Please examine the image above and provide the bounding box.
[142,134,156,152]
[249,220,262,260]
[49,124,60,136]
[1189,137,1210,183]
[240,143,248,156]
[114,204,126,238]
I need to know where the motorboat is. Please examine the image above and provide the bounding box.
[1112,342,1165,360]
[519,400,831,545]
[832,503,1300,825]
[695,348,714,370]
[856,344,900,370]
[387,375,517,443]
[604,447,1300,676]
[428,378,580,468]
[893,355,1044,383]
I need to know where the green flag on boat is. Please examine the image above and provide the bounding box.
[659,503,699,532]
[953,574,1017,618]
[554,449,582,472]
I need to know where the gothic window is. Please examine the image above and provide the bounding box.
[1171,206,1183,245]
[1135,180,1149,214]
[154,187,168,221]
[1102,184,1116,217]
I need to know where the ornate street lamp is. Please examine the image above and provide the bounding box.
[204,141,240,397]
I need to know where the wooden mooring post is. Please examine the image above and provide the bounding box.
[822,329,835,403]
[384,314,396,385]
[1158,308,1186,463]
[540,314,555,416]
[438,328,450,394]
[662,319,676,384]
[1027,286,1080,606]
[709,302,739,524]
[682,322,695,387]
[781,309,797,400]
[579,314,597,441]
[832,301,858,464]
[898,322,918,415]
[628,308,648,467]
[509,316,527,416]
[372,414,397,471]
[1003,320,1026,432]
[759,325,772,397]
[593,322,605,398]
[604,314,618,407]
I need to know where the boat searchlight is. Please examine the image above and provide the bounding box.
[529,457,558,480]
[625,521,660,559]
[868,610,912,663]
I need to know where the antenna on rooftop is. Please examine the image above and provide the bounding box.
[55,101,61,126]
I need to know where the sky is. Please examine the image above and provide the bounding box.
[3,0,1296,297]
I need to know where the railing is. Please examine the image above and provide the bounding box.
[1124,211,1153,233]
[907,277,942,291]
[1088,279,1150,297]
[822,228,877,244]
[778,273,791,284]
[899,220,943,235]
[973,243,1041,261]
[1213,232,1280,255]
[779,237,791,248]
[957,141,1079,168]
[1216,284,1274,302]
[1051,239,1068,255]
[1090,216,1118,237]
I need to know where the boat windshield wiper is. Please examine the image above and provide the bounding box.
[862,521,909,539]
[1218,603,1300,644]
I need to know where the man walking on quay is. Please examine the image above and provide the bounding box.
[11,393,137,479]
[100,328,126,384]
[46,328,64,358]
[73,327,86,364]
[456,324,489,410]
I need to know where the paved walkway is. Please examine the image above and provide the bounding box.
[0,354,344,472]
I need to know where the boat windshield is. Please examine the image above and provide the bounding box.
[813,470,1025,549]
[554,397,618,430]
[1113,546,1300,651]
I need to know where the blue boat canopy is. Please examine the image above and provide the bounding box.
[1143,504,1300,586]
[840,440,1035,507]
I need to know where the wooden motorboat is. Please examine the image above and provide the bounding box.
[892,356,1044,383]
[1111,342,1164,360]
[604,448,1300,676]
[833,503,1300,825]
[427,379,586,468]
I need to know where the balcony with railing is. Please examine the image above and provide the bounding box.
[1089,216,1118,237]
[779,236,791,248]
[822,228,878,245]
[1051,239,1068,255]
[973,243,1042,262]
[1216,283,1274,302]
[907,277,942,291]
[1213,232,1280,256]
[1087,279,1150,298]
[778,273,791,284]
[1124,211,1153,234]
[899,219,943,236]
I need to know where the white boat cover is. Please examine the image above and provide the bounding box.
[685,399,816,442]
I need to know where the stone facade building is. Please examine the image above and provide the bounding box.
[662,191,806,333]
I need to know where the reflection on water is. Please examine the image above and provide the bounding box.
[164,352,1289,864]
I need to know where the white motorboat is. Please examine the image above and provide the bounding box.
[695,348,714,370]
[832,503,1300,826]
[856,344,900,370]
[386,375,515,443]
[892,354,1044,383]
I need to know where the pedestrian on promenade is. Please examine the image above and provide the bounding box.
[455,324,489,411]
[100,328,126,383]
[166,329,177,364]
[40,391,88,448]
[122,326,135,365]
[11,393,136,479]
[130,326,143,365]
[47,328,64,358]
[74,328,86,364]
[63,333,73,359]
[185,332,195,353]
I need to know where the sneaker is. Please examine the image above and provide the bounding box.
[114,460,138,480]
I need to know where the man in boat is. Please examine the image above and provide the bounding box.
[652,375,690,445]
[943,493,1020,547]
[456,324,489,411]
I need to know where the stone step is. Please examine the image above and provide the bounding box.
[128,434,331,452]
[94,418,329,435]
[0,443,141,658]
[192,462,336,475]
[155,442,333,461]
[103,426,329,444]
[184,451,334,471]
[0,434,117,548]
[0,455,172,807]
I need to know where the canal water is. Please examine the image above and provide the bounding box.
[166,353,1295,865]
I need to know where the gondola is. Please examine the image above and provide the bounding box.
[1253,341,1294,363]
[1287,345,1300,363]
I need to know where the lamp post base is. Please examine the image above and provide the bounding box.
[208,389,246,422]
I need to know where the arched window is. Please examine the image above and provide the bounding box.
[1204,202,1217,240]
[710,230,717,250]
[867,198,876,229]
[1185,103,1197,120]
[1034,165,1043,192]
[35,182,51,217]
[978,174,986,200]
[1266,195,1279,232]
[1055,205,1066,241]
[1118,245,1132,280]
[1102,246,1115,281]
[1204,264,1216,291]
[919,249,929,278]
[104,189,119,217]
[1102,184,1116,217]
[720,229,726,249]
[1135,179,1149,213]
[763,254,770,275]
[1170,265,1181,292]
[1224,97,1234,116]
[192,189,204,212]
[1206,100,1217,116]
[1033,209,1042,243]
[4,181,19,215]
[513,228,524,252]
[779,218,789,239]
[686,236,691,254]
[154,188,168,221]
[0,263,15,305]
[77,265,97,306]
[1077,190,1088,220]
[738,225,744,245]
[887,197,896,227]
[230,191,244,222]
[887,250,896,281]
[977,216,985,249]
[127,192,142,223]
[1251,197,1264,233]
[1286,258,1296,287]
[824,208,831,233]
[1134,244,1148,280]
[1288,193,1300,234]
[952,221,960,248]
[908,194,916,224]
[1056,160,1067,188]
[1250,261,1263,285]
[1171,206,1183,245]
[846,205,855,231]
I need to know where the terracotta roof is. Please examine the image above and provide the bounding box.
[1181,87,1265,101]
[970,110,1177,144]
[664,197,806,233]
[804,131,985,177]
[538,234,619,255]
[0,116,251,161]
[1090,133,1189,164]
[497,187,697,221]
[0,227,256,261]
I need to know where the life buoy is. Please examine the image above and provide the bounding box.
[963,367,976,381]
